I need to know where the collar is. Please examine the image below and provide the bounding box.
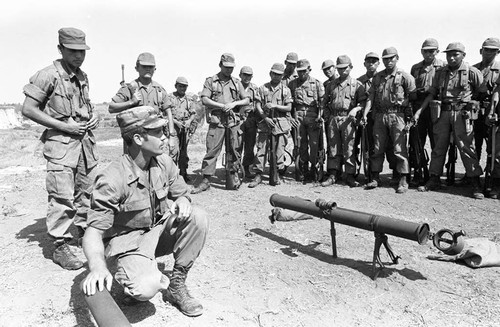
[122,155,164,191]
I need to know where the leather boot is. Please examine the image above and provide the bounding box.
[248,174,262,188]
[365,172,380,189]
[164,265,203,317]
[321,170,337,187]
[244,165,254,180]
[396,174,408,194]
[345,174,360,187]
[471,176,484,199]
[191,177,211,194]
[418,175,441,192]
[53,243,83,270]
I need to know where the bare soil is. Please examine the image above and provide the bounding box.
[0,107,499,327]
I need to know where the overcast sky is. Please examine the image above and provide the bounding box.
[2,0,500,104]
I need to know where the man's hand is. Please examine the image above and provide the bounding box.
[86,115,99,130]
[222,102,236,113]
[264,117,276,129]
[486,113,498,126]
[290,118,299,129]
[131,89,142,106]
[171,196,192,221]
[64,117,87,135]
[361,115,367,126]
[348,106,361,119]
[82,266,113,296]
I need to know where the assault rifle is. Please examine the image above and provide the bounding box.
[408,123,430,185]
[120,64,125,87]
[445,135,457,186]
[293,112,302,181]
[360,121,371,182]
[315,121,325,182]
[484,114,499,194]
[223,112,243,190]
[269,194,466,279]
[268,109,279,186]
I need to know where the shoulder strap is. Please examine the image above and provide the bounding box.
[52,60,75,117]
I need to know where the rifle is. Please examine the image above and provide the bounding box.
[408,123,430,185]
[120,64,125,87]
[484,114,499,194]
[315,121,325,182]
[268,108,279,186]
[293,111,302,181]
[445,135,457,186]
[223,112,243,190]
[269,193,466,280]
[360,122,371,182]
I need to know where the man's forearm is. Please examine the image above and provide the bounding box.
[108,100,137,113]
[82,227,108,271]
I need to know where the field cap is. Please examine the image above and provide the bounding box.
[137,52,156,66]
[443,42,466,53]
[321,59,335,70]
[364,52,380,60]
[175,76,189,85]
[285,52,298,64]
[382,47,398,59]
[220,53,236,67]
[116,106,165,134]
[336,55,352,68]
[421,38,439,50]
[240,66,253,75]
[296,59,311,71]
[482,37,500,49]
[270,63,285,74]
[58,27,90,50]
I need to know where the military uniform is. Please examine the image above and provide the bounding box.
[239,81,259,172]
[112,79,170,113]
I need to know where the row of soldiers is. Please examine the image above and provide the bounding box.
[187,38,500,201]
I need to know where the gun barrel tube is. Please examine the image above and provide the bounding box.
[269,194,429,244]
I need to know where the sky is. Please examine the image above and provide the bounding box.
[2,0,500,104]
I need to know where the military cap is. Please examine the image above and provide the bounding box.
[443,42,466,53]
[116,106,165,134]
[285,52,299,64]
[296,59,311,71]
[220,53,236,67]
[364,52,380,60]
[382,47,398,59]
[421,38,439,50]
[240,66,253,75]
[270,63,285,74]
[321,59,335,70]
[336,55,352,69]
[137,52,156,66]
[58,27,90,50]
[482,38,500,49]
[175,76,189,85]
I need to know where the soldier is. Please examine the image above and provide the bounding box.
[321,55,366,187]
[81,106,208,317]
[409,38,445,185]
[362,47,416,193]
[472,38,500,164]
[289,59,325,181]
[249,63,293,187]
[108,52,174,153]
[282,52,299,87]
[168,77,197,181]
[191,53,250,194]
[21,27,98,270]
[487,74,500,198]
[414,42,484,199]
[322,59,337,90]
[238,66,259,178]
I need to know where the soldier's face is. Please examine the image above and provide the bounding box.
[481,48,499,62]
[220,65,234,78]
[240,73,253,85]
[421,49,438,62]
[323,66,335,79]
[59,46,86,71]
[136,64,156,79]
[270,72,283,84]
[285,62,297,72]
[382,56,398,70]
[139,127,166,156]
[297,68,310,81]
[446,51,464,68]
[364,58,379,73]
[337,66,352,79]
[175,83,188,96]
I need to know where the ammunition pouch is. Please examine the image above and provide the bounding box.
[429,100,441,123]
[464,101,480,121]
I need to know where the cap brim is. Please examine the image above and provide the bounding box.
[322,65,334,70]
[365,56,379,60]
[62,43,90,50]
[483,46,500,49]
[336,64,349,69]
[421,46,438,50]
[270,69,284,74]
[285,60,298,64]
[138,61,155,66]
[443,49,464,53]
[143,118,166,130]
[382,54,397,59]
[222,62,235,67]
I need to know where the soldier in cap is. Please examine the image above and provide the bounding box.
[168,77,198,181]
[409,38,445,186]
[82,106,208,317]
[288,59,325,181]
[249,63,293,187]
[238,66,259,179]
[321,55,366,187]
[108,52,175,154]
[414,42,484,199]
[488,60,500,198]
[282,52,299,87]
[362,47,416,193]
[22,27,99,270]
[191,53,250,193]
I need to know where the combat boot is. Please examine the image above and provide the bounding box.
[390,170,400,186]
[321,170,337,187]
[164,265,203,317]
[244,165,255,180]
[365,172,380,189]
[418,175,440,192]
[53,243,83,270]
[396,174,408,194]
[471,176,484,199]
[345,174,360,188]
[248,174,262,188]
[191,176,211,194]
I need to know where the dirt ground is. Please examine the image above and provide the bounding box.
[1,110,499,327]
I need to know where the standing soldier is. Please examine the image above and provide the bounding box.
[409,38,445,185]
[289,59,325,181]
[108,52,174,153]
[321,55,366,187]
[238,66,259,179]
[282,52,299,87]
[362,47,416,193]
[191,53,250,194]
[487,76,500,198]
[168,77,197,181]
[472,38,500,164]
[415,42,484,199]
[322,59,337,90]
[249,63,293,187]
[21,27,99,270]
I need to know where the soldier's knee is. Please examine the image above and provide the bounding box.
[189,206,209,232]
[123,273,162,301]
